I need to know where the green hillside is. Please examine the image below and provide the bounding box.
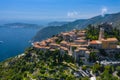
[33,12,120,41]
[0,48,80,80]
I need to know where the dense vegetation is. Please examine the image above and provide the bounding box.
[86,24,99,40]
[86,24,120,43]
[92,63,120,80]
[0,47,119,80]
[0,47,81,80]
[86,23,120,60]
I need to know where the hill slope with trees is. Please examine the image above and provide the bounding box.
[33,12,120,41]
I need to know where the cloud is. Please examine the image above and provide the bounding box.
[67,11,79,18]
[101,7,108,17]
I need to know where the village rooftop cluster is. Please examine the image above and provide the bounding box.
[32,25,120,64]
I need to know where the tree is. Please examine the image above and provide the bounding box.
[115,53,120,60]
[99,49,107,56]
[89,52,98,62]
[77,58,83,66]
[116,66,120,77]
[92,63,101,73]
[82,65,87,70]
[81,77,89,80]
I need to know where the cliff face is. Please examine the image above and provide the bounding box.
[33,12,120,41]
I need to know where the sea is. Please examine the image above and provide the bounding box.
[0,28,40,62]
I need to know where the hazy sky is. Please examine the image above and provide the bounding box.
[0,0,120,22]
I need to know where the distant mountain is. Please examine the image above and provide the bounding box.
[47,21,69,26]
[0,23,43,29]
[33,12,120,41]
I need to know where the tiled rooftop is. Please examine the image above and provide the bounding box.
[74,40,87,42]
[60,41,68,44]
[90,40,102,44]
[102,38,118,42]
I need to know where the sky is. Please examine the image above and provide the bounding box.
[0,0,120,24]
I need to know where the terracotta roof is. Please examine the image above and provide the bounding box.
[69,32,75,34]
[70,43,81,47]
[82,30,86,33]
[90,40,102,44]
[77,33,86,36]
[33,42,50,49]
[102,38,118,42]
[75,40,86,42]
[33,44,40,48]
[79,44,88,47]
[61,32,69,36]
[77,37,86,40]
[40,41,46,44]
[51,37,58,40]
[75,49,80,52]
[50,49,56,51]
[60,41,68,44]
[80,30,86,33]
[45,39,53,43]
[60,46,68,51]
[75,48,87,52]
[44,47,50,49]
[60,41,70,46]
[78,48,88,50]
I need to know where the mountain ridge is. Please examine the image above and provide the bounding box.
[33,12,120,41]
[47,21,69,26]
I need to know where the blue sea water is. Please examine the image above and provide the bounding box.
[0,28,39,61]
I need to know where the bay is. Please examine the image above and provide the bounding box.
[0,28,39,61]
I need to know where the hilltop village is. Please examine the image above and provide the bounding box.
[1,23,120,80]
[33,23,120,64]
